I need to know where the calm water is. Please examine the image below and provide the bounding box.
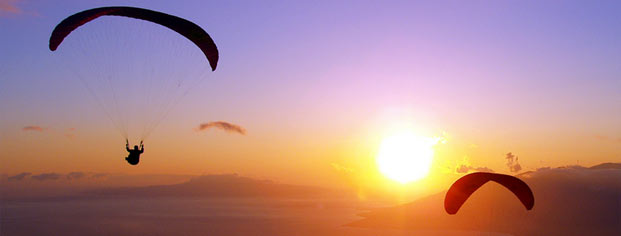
[1,197,507,236]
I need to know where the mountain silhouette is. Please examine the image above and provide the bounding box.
[86,174,346,199]
[348,163,621,236]
[589,162,621,170]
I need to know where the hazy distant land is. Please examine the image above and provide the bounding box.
[2,163,620,235]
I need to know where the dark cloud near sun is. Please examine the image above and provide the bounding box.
[196,121,246,135]
[8,172,31,181]
[22,125,46,132]
[31,173,62,181]
[505,152,522,173]
[455,164,493,173]
[453,157,493,173]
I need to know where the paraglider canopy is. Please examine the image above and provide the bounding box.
[49,6,220,142]
[444,172,534,215]
[49,6,219,71]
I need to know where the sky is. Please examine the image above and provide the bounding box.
[1,0,620,197]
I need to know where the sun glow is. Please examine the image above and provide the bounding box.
[376,132,438,183]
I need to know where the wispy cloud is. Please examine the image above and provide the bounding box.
[196,121,246,135]
[31,173,62,181]
[5,172,110,181]
[0,0,21,15]
[8,172,31,181]
[66,172,86,180]
[22,125,46,132]
[21,126,78,139]
[455,164,494,173]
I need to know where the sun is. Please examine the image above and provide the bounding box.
[376,132,437,183]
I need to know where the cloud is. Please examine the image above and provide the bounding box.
[475,166,494,172]
[453,157,493,173]
[66,172,86,180]
[22,125,46,132]
[31,173,62,181]
[455,164,494,173]
[8,172,31,181]
[20,126,78,138]
[196,121,246,135]
[505,152,522,172]
[0,0,21,15]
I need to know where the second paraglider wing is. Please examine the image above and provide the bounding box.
[444,172,534,215]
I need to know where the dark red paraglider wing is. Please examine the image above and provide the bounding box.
[49,6,219,71]
[489,173,535,210]
[444,172,534,215]
[444,172,492,214]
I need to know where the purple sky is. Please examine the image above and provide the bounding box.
[1,0,619,183]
